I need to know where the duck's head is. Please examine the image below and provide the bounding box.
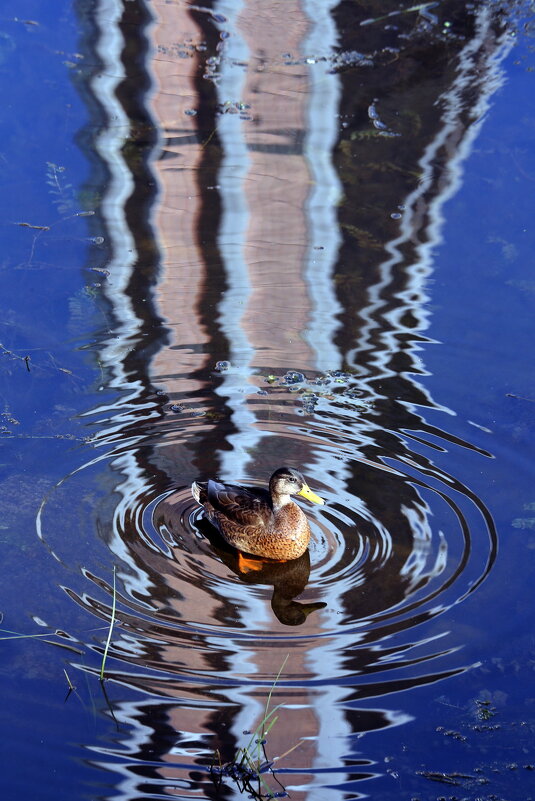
[269,467,324,505]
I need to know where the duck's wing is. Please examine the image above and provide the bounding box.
[206,480,273,527]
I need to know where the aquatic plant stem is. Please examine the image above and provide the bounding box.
[0,631,52,641]
[239,654,289,767]
[210,655,293,799]
[242,748,274,799]
[99,565,117,681]
[0,628,82,654]
[263,653,288,737]
[63,668,75,690]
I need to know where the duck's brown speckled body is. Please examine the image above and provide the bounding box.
[192,467,324,560]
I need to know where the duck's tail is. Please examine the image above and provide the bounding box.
[191,480,206,504]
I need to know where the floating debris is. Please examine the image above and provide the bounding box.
[475,699,496,721]
[368,99,401,138]
[214,360,231,372]
[15,222,50,231]
[416,770,475,786]
[259,369,371,416]
[216,100,251,116]
[512,517,535,530]
[281,370,305,385]
[301,393,319,414]
[189,4,227,24]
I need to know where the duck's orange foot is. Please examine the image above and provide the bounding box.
[237,552,266,573]
[237,552,289,573]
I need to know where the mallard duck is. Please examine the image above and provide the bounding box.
[191,467,324,561]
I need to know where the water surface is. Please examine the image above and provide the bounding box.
[1,1,534,799]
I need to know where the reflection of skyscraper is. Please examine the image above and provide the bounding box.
[147,6,332,794]
[220,1,313,369]
[82,1,509,799]
[149,2,211,400]
[333,3,512,403]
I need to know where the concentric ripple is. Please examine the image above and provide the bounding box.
[33,384,500,801]
[36,420,497,692]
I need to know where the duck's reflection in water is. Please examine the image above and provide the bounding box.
[193,516,327,626]
[150,473,436,632]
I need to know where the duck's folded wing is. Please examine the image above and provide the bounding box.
[207,481,272,527]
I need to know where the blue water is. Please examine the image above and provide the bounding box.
[1,2,534,800]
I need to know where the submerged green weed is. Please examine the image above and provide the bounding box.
[210,655,300,799]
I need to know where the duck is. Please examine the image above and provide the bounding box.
[191,466,324,561]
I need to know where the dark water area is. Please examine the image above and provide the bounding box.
[1,1,534,799]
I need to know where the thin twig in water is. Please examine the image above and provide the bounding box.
[360,2,437,26]
[506,392,535,403]
[14,205,95,269]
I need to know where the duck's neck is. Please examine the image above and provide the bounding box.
[271,492,292,511]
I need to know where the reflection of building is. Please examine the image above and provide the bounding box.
[222,1,313,368]
[150,2,210,393]
[131,4,337,795]
[83,0,510,799]
[333,2,511,403]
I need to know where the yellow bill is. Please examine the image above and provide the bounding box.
[298,483,325,505]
